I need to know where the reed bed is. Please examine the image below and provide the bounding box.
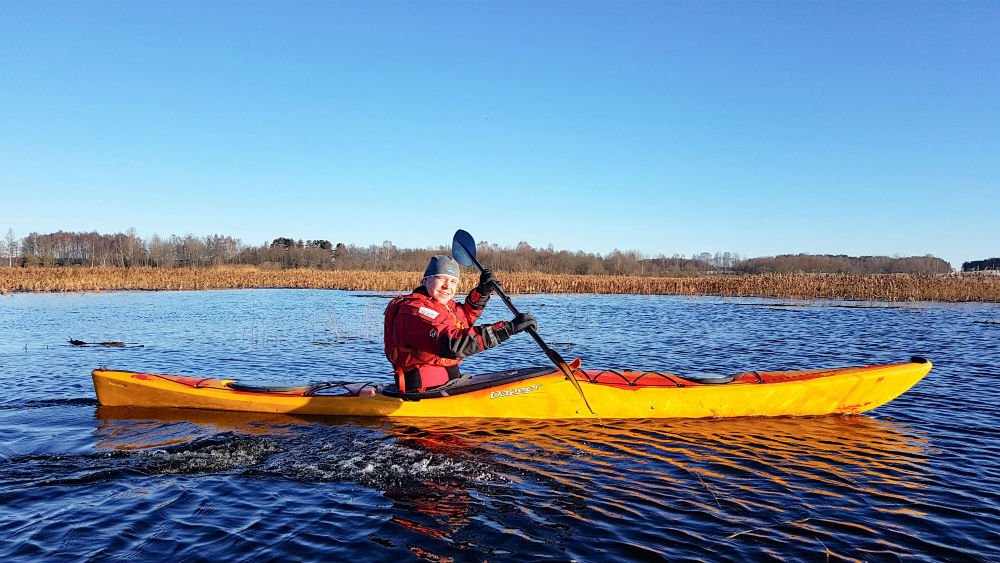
[1,266,998,302]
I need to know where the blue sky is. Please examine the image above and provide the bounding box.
[2,1,996,269]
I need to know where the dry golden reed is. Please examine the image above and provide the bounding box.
[1,266,998,302]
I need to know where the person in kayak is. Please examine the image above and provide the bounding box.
[384,255,537,393]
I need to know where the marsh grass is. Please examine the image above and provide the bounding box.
[1,266,998,302]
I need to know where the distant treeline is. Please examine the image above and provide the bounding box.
[736,254,952,275]
[962,258,1000,272]
[0,228,962,275]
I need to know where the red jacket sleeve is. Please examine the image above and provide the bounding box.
[459,299,484,324]
[394,300,489,360]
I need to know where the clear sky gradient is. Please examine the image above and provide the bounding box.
[2,1,996,269]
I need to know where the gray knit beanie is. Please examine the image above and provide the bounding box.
[423,255,461,279]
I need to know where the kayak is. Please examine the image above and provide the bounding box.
[91,357,931,419]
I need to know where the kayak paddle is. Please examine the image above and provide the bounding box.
[452,229,596,416]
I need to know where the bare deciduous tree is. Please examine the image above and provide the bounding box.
[3,229,16,267]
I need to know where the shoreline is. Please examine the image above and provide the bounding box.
[1,266,998,303]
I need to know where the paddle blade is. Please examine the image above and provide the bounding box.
[451,229,477,266]
[543,348,596,415]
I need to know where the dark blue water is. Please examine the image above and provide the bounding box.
[1,290,998,561]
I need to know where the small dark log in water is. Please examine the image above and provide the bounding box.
[68,338,143,347]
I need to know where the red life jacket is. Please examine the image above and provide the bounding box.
[384,288,484,392]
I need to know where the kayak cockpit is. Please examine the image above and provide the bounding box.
[382,366,554,400]
[228,366,559,400]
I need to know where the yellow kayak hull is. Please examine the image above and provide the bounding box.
[92,358,931,419]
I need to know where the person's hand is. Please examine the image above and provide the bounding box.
[477,269,501,295]
[468,269,500,309]
[481,312,537,348]
[510,312,536,334]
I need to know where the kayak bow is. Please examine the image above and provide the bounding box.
[91,357,931,419]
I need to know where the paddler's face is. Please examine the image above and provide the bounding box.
[425,275,459,305]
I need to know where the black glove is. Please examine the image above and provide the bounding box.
[478,269,501,294]
[510,312,536,335]
[479,312,536,349]
[468,269,500,309]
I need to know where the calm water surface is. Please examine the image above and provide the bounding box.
[1,290,998,561]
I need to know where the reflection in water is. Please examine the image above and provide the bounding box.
[91,407,935,559]
[94,407,302,450]
[378,416,938,560]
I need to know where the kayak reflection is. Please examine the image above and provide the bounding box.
[94,407,927,502]
[92,406,931,550]
[371,416,932,556]
[94,406,928,480]
[378,416,931,499]
[93,406,304,450]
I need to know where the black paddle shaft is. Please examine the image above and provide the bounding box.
[452,230,596,415]
[454,239,551,352]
